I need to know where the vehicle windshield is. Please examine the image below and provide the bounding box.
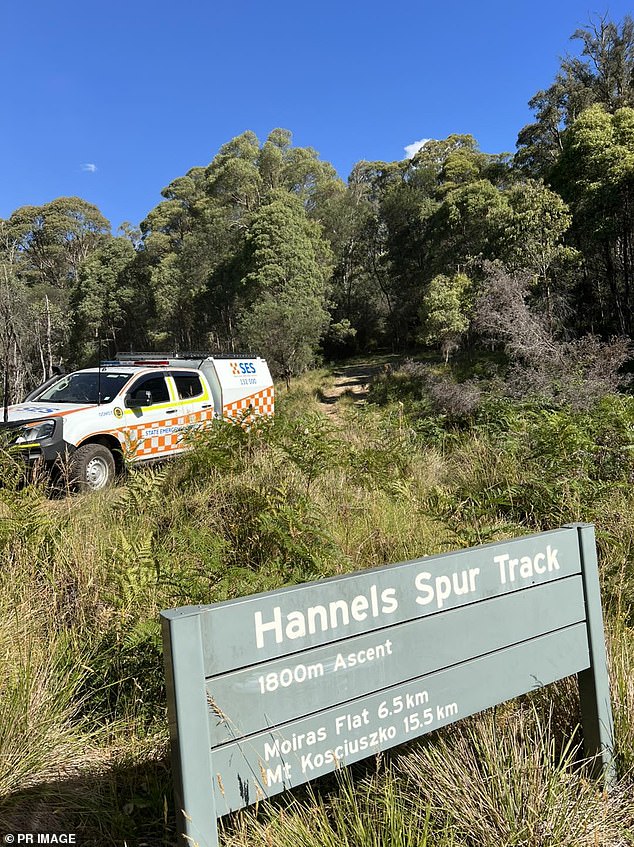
[33,372,131,404]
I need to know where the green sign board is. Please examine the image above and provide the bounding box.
[161,524,614,847]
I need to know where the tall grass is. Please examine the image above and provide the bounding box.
[607,614,634,776]
[0,601,89,797]
[0,367,633,844]
[225,765,444,847]
[227,706,634,847]
[400,708,633,847]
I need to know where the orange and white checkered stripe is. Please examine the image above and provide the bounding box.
[122,408,215,458]
[223,386,274,424]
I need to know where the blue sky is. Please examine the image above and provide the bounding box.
[1,1,631,231]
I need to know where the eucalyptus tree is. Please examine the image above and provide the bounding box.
[552,104,634,334]
[0,253,37,402]
[140,129,343,352]
[516,15,634,177]
[325,167,387,352]
[419,272,473,362]
[339,160,404,345]
[0,198,111,390]
[238,190,332,386]
[71,237,143,361]
[492,180,579,333]
[7,197,110,289]
[390,137,512,348]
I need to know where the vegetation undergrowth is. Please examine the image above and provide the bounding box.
[0,362,633,845]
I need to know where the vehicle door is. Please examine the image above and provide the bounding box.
[169,370,215,441]
[122,372,184,461]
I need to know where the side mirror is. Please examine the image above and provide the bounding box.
[125,390,153,408]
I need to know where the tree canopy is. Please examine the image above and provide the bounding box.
[3,16,634,398]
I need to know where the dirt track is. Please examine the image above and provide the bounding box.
[318,362,382,416]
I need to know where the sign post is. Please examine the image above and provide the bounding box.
[571,524,615,783]
[161,524,614,847]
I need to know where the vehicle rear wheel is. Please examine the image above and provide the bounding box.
[70,443,116,492]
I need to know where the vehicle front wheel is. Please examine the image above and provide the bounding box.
[70,443,116,492]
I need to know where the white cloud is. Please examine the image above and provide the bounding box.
[404,138,431,159]
[81,163,98,173]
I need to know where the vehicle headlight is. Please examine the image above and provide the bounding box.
[16,420,56,443]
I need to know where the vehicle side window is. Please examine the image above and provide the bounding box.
[173,372,203,399]
[128,375,170,404]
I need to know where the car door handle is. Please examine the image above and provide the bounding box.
[166,409,177,414]
[202,404,213,409]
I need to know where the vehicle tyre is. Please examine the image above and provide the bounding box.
[70,443,116,492]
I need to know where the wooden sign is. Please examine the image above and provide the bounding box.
[161,523,614,847]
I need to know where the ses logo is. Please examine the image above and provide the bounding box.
[230,361,257,377]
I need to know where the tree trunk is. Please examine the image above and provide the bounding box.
[45,295,53,378]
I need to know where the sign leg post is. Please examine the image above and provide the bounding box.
[572,523,616,787]
[162,612,219,847]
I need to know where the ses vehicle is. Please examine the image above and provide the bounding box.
[1,354,274,491]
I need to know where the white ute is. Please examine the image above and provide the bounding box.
[2,354,274,491]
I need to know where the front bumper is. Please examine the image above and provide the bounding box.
[0,416,68,465]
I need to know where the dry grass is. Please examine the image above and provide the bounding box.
[0,593,90,797]
[0,370,633,844]
[400,707,634,847]
[607,615,634,776]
